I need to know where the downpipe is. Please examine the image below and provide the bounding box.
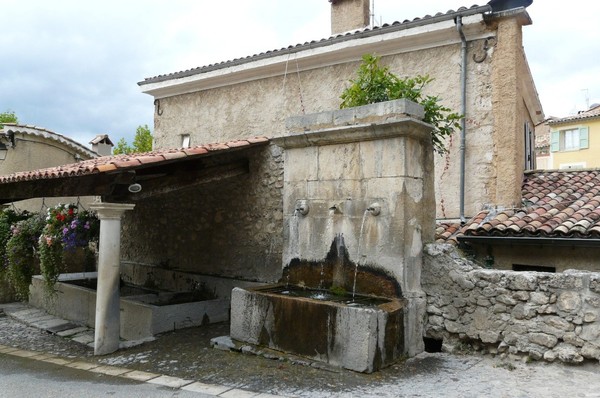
[456,16,467,224]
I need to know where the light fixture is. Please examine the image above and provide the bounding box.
[128,183,142,193]
[0,142,8,161]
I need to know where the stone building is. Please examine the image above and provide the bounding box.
[139,0,543,223]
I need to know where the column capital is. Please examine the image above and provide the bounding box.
[90,202,135,220]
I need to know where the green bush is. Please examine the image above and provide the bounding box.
[340,54,462,154]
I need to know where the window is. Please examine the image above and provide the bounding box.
[181,134,191,148]
[550,126,589,152]
[512,264,555,273]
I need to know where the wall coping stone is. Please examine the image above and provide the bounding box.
[276,99,431,149]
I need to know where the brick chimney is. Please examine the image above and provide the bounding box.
[329,0,370,35]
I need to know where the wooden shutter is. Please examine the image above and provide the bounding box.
[579,126,589,149]
[550,131,560,152]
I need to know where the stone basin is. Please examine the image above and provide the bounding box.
[29,272,229,340]
[230,285,405,373]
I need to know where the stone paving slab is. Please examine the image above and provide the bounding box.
[56,326,89,337]
[31,318,71,331]
[147,375,194,389]
[8,349,40,358]
[181,381,233,395]
[71,332,94,345]
[120,370,162,382]
[220,388,260,397]
[47,322,81,334]
[89,365,131,376]
[66,361,100,371]
[41,357,74,366]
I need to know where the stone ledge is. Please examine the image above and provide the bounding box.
[284,99,425,134]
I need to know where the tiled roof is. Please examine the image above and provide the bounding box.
[0,137,269,184]
[1,124,99,159]
[548,104,600,125]
[139,5,490,86]
[436,169,600,243]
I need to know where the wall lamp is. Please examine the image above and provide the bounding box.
[128,183,142,193]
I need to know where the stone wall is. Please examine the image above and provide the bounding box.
[423,244,600,364]
[120,145,284,283]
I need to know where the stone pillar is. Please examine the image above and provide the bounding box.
[90,202,135,355]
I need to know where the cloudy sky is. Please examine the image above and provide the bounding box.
[1,0,598,148]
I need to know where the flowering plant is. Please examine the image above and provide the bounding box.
[39,204,99,292]
[5,215,45,300]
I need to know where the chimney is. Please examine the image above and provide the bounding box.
[329,0,370,35]
[89,134,114,156]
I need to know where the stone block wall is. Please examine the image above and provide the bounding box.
[120,145,284,283]
[423,244,600,364]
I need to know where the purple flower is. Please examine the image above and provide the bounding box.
[71,220,78,229]
[62,227,69,234]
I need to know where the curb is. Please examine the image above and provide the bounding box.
[0,343,287,397]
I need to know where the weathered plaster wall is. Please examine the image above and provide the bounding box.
[468,243,600,273]
[423,244,600,364]
[120,145,284,283]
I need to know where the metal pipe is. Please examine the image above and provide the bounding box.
[456,16,467,224]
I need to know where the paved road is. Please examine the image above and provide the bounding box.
[0,353,211,398]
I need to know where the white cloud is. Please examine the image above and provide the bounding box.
[0,0,597,147]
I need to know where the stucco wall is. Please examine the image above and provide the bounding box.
[151,14,538,220]
[423,244,600,364]
[120,145,284,283]
[468,243,600,273]
[550,118,600,169]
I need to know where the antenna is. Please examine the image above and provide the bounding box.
[370,0,375,27]
[582,88,590,110]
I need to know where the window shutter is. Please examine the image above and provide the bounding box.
[550,131,560,152]
[579,126,589,149]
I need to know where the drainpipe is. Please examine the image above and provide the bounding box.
[456,16,467,224]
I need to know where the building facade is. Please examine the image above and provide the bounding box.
[548,104,600,170]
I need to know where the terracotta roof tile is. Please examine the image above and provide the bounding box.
[437,169,600,243]
[0,136,270,184]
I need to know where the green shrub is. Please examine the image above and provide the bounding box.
[340,54,462,154]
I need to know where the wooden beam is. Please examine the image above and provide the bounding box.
[0,174,117,204]
[104,160,250,202]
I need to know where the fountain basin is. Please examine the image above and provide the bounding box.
[230,285,405,373]
[29,272,229,340]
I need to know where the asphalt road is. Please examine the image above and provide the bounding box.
[0,353,212,398]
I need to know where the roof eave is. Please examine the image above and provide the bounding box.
[458,235,600,248]
[139,6,492,99]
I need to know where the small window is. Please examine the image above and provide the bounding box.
[181,134,191,148]
[512,264,556,273]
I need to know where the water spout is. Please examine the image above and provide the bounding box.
[367,202,381,216]
[295,200,310,216]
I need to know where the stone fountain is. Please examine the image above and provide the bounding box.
[230,99,435,372]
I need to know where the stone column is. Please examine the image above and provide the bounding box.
[90,202,135,355]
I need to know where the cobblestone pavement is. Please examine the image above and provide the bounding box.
[1,302,600,397]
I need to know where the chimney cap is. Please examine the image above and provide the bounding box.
[89,134,114,146]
